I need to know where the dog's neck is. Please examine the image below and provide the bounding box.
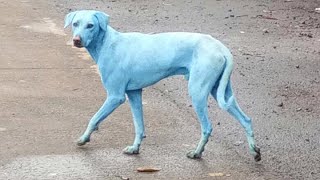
[85,26,119,64]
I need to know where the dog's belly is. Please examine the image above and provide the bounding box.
[126,67,188,90]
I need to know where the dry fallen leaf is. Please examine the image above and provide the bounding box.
[208,173,224,177]
[137,167,161,172]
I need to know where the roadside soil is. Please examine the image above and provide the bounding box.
[0,0,319,179]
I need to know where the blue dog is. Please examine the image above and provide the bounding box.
[64,10,261,161]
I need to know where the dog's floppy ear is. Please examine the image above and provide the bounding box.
[64,11,77,28]
[94,11,109,31]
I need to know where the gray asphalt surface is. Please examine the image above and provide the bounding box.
[0,0,319,179]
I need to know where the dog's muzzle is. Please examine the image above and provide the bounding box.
[73,36,83,48]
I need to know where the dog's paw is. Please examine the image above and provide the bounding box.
[123,146,139,155]
[76,137,90,146]
[186,151,202,159]
[253,146,261,162]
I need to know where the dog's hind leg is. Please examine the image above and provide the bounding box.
[186,68,222,159]
[123,89,145,154]
[213,82,261,161]
[187,86,212,159]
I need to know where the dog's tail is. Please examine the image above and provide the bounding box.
[216,54,234,110]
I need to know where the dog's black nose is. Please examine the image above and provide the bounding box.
[73,36,82,48]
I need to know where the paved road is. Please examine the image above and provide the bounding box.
[0,0,319,179]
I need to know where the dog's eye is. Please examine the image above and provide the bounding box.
[73,22,79,27]
[87,24,94,29]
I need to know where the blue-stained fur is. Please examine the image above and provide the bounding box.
[64,10,261,161]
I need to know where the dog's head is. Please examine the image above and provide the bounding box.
[64,10,109,48]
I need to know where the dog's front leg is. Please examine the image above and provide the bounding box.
[123,89,145,154]
[77,95,126,146]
